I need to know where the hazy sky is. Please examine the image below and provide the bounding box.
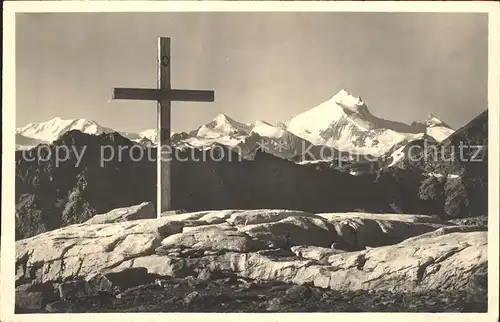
[16,12,487,133]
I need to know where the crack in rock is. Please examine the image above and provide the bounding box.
[416,256,435,284]
[355,253,367,270]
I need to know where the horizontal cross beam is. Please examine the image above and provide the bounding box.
[112,88,215,102]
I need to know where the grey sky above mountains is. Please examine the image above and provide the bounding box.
[16,12,487,133]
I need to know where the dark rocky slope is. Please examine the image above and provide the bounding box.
[411,109,488,175]
[15,131,392,240]
[15,132,156,240]
[409,109,488,219]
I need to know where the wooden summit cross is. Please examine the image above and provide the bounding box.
[111,37,215,217]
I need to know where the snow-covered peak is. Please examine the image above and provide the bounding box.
[139,129,157,138]
[425,113,446,127]
[206,113,247,131]
[16,117,113,143]
[212,113,232,124]
[251,122,285,139]
[331,89,365,109]
[285,89,445,156]
[285,89,375,146]
[248,120,273,127]
[422,113,455,142]
[49,116,63,122]
[72,119,101,133]
[196,113,251,140]
[215,113,247,129]
[138,129,158,144]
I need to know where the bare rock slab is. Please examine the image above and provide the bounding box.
[15,204,487,300]
[84,202,156,225]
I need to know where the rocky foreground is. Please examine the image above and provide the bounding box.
[15,202,488,313]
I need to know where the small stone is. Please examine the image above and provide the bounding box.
[266,297,285,311]
[197,268,213,281]
[165,296,178,304]
[310,288,324,300]
[15,287,44,312]
[270,284,289,292]
[285,284,312,300]
[184,291,200,305]
[238,282,257,292]
[185,276,199,288]
[58,280,88,300]
[219,277,232,285]
[45,300,70,313]
[155,278,169,288]
[15,283,59,312]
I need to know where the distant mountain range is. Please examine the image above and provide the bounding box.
[16,117,149,149]
[16,89,455,161]
[14,100,488,240]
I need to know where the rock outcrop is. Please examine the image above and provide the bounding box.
[16,205,487,314]
[84,202,156,225]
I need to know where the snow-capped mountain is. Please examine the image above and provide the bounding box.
[16,117,146,144]
[15,89,456,161]
[169,113,340,160]
[138,129,158,145]
[184,113,302,149]
[285,89,453,157]
[17,117,118,143]
[15,117,154,148]
[182,113,252,148]
[137,137,155,147]
[382,109,487,175]
[424,113,455,142]
[251,121,286,138]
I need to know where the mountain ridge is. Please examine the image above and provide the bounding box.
[285,89,455,156]
[16,90,456,159]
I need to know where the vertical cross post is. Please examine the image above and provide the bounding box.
[111,36,215,219]
[158,37,171,217]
